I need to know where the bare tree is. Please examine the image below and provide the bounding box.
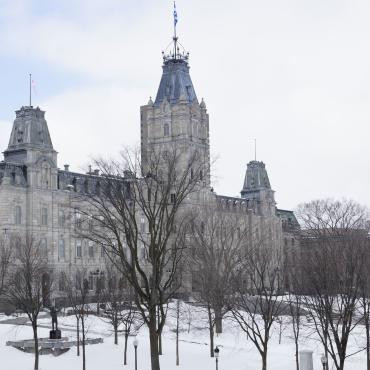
[121,289,142,366]
[359,263,370,370]
[65,268,90,370]
[231,236,284,370]
[5,235,52,370]
[102,266,125,345]
[77,146,204,370]
[297,199,369,370]
[190,204,246,356]
[285,247,306,370]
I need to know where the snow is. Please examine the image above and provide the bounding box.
[0,301,366,370]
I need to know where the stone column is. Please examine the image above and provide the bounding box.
[299,350,314,370]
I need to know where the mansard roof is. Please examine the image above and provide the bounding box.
[241,160,271,198]
[154,59,198,106]
[6,106,54,151]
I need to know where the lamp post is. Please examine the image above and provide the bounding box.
[321,354,328,370]
[133,338,138,370]
[214,346,220,370]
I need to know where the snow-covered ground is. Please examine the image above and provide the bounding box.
[0,302,367,370]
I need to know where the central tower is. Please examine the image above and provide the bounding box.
[140,34,210,188]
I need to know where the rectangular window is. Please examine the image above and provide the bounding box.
[140,217,146,233]
[15,206,22,225]
[59,273,66,291]
[88,241,94,258]
[41,207,48,226]
[59,239,65,258]
[170,193,176,204]
[75,211,82,229]
[101,246,105,257]
[58,209,65,227]
[88,275,94,290]
[40,238,47,257]
[76,240,82,258]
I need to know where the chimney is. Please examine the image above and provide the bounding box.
[64,164,70,172]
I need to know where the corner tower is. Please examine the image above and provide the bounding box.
[140,36,210,188]
[3,106,58,189]
[241,160,276,216]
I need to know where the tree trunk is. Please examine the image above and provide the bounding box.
[114,323,118,345]
[149,318,160,370]
[207,305,214,357]
[365,304,370,370]
[32,322,39,370]
[82,316,86,370]
[262,352,267,370]
[214,305,222,334]
[295,338,299,370]
[176,300,180,366]
[157,306,163,355]
[124,333,128,365]
[77,317,80,356]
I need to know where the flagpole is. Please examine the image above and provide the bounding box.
[173,1,177,59]
[29,73,32,107]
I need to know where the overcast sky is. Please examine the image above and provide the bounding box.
[0,0,369,210]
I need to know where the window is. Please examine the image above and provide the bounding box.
[58,209,65,227]
[147,189,151,202]
[101,246,105,257]
[140,218,146,233]
[88,241,94,258]
[40,238,47,257]
[76,240,82,258]
[200,170,203,181]
[59,272,66,291]
[164,123,169,136]
[88,274,94,290]
[15,205,22,225]
[41,207,48,226]
[75,211,82,229]
[83,180,89,193]
[170,193,176,204]
[59,239,65,258]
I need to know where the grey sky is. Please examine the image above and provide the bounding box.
[0,0,369,210]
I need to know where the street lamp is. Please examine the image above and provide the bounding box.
[214,346,220,370]
[321,354,328,370]
[133,338,139,370]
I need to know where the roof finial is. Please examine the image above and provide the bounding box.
[162,3,189,63]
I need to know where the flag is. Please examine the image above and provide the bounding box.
[173,2,178,27]
[31,79,37,95]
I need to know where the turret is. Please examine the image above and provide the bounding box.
[241,160,276,216]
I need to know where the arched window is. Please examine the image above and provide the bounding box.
[164,123,169,136]
[15,205,22,225]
